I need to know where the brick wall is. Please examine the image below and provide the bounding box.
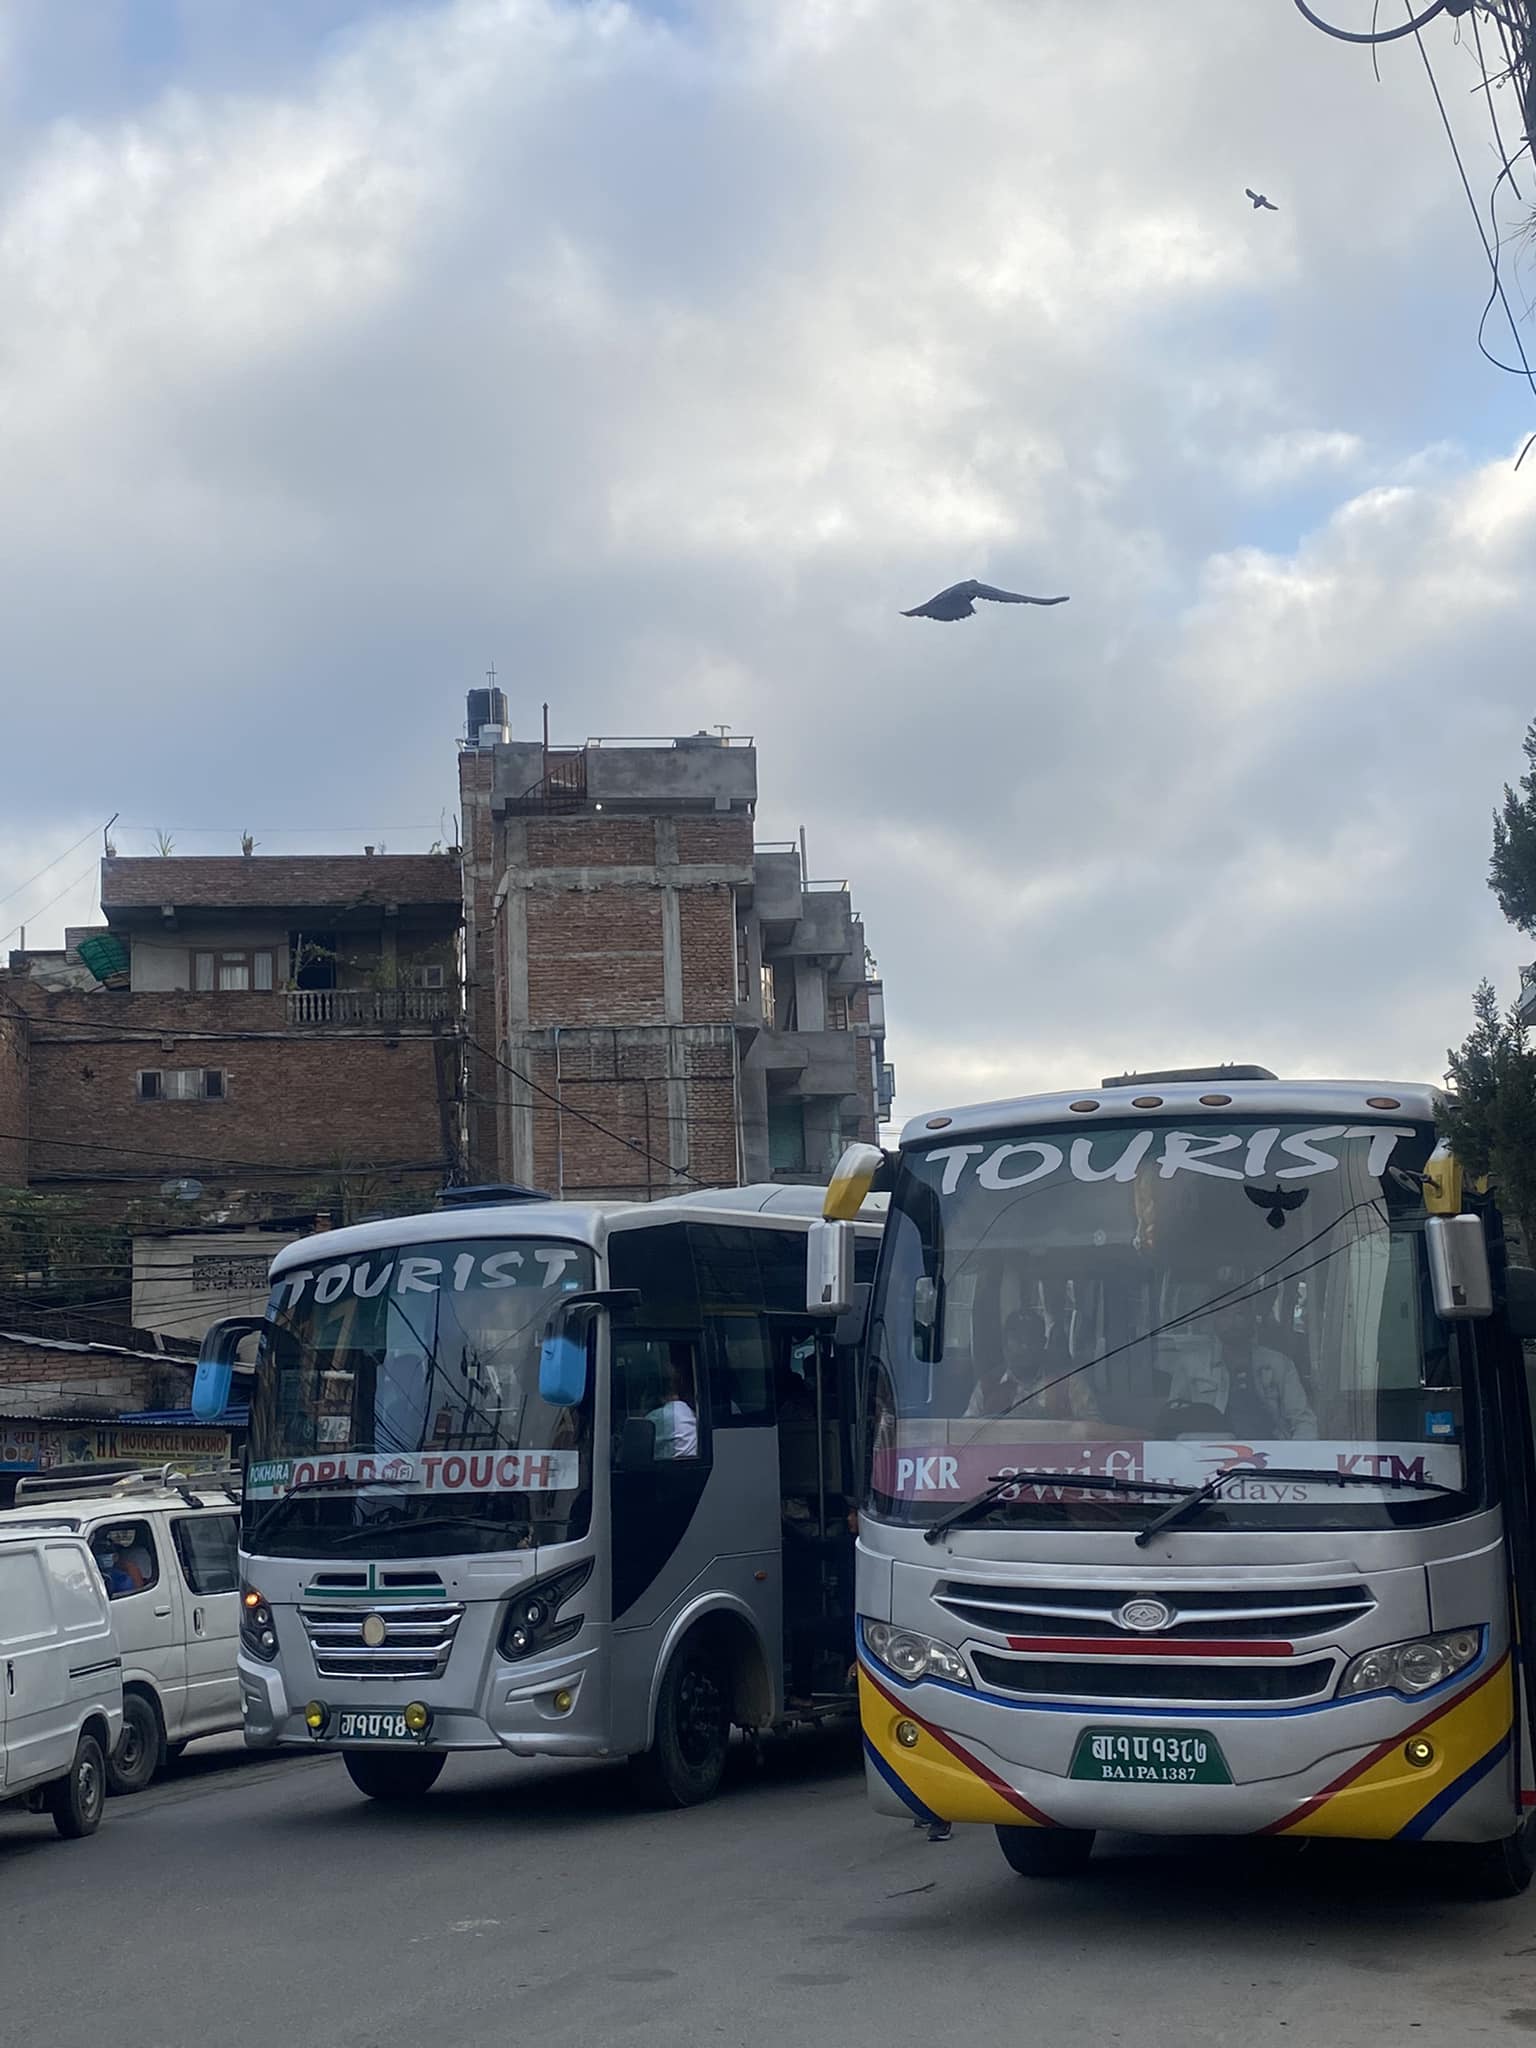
[526,818,657,868]
[526,891,666,1026]
[0,1005,28,1185]
[0,1340,181,1416]
[674,817,754,865]
[514,1031,738,1197]
[102,852,463,911]
[458,749,499,1180]
[678,887,737,1022]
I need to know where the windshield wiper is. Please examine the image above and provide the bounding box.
[245,1474,393,1547]
[1135,1464,1454,1549]
[924,1469,1189,1545]
[325,1512,530,1548]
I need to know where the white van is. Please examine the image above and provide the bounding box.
[0,1529,122,1838]
[0,1465,241,1794]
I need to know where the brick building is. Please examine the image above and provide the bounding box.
[1,851,465,1321]
[459,696,893,1197]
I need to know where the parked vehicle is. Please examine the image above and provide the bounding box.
[825,1072,1536,1897]
[0,1529,122,1838]
[217,1183,882,1806]
[0,1465,242,1794]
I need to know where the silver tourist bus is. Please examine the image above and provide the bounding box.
[200,1184,881,1805]
[813,1071,1536,1895]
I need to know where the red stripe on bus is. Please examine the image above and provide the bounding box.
[1257,1654,1510,1837]
[1002,1636,1294,1659]
[860,1660,1057,1827]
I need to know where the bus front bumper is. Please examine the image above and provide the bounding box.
[239,1639,615,1759]
[857,1653,1519,1844]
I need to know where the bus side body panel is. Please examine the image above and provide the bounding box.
[608,1428,781,1757]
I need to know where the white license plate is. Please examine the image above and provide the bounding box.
[337,1709,412,1742]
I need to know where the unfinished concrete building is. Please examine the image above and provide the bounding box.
[458,693,892,1198]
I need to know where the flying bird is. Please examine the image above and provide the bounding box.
[1245,188,1278,211]
[1245,1184,1309,1230]
[901,579,1070,622]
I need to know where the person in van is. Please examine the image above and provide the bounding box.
[95,1525,153,1595]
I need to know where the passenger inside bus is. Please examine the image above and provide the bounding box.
[647,1346,699,1460]
[1162,1294,1318,1439]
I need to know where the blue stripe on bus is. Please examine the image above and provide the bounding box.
[1395,1731,1513,1841]
[862,1734,940,1825]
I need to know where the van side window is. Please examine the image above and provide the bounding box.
[0,1550,52,1644]
[90,1518,159,1599]
[171,1514,239,1596]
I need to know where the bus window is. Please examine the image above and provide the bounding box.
[612,1335,704,1464]
[688,1222,774,1426]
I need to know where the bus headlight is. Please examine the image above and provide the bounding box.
[498,1559,594,1663]
[240,1585,279,1663]
[1338,1629,1482,1701]
[862,1619,971,1687]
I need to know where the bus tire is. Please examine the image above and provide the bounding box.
[107,1691,164,1796]
[49,1733,107,1840]
[342,1750,447,1803]
[1457,1814,1536,1899]
[631,1636,731,1808]
[995,1824,1095,1877]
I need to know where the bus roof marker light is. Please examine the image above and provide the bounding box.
[1131,1096,1163,1110]
[1068,1100,1099,1114]
[925,1117,951,1130]
[1199,1094,1232,1107]
[1366,1096,1402,1111]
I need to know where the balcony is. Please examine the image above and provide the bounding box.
[757,1029,860,1099]
[285,989,457,1028]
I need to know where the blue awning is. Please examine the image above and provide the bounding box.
[115,1405,250,1427]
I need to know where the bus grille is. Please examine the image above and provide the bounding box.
[971,1651,1337,1705]
[299,1603,465,1682]
[934,1581,1374,1642]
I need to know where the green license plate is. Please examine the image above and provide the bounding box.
[337,1710,413,1743]
[1069,1727,1231,1785]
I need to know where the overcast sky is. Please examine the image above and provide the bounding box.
[2,0,1534,1127]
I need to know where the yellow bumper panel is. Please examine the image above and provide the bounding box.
[859,1664,1054,1828]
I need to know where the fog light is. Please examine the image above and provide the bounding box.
[553,1689,574,1714]
[895,1719,920,1749]
[404,1701,431,1734]
[303,1700,328,1733]
[1405,1737,1436,1769]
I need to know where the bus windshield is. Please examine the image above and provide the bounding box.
[245,1236,596,1557]
[867,1117,1477,1533]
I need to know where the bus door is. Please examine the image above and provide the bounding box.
[774,1325,856,1703]
[607,1330,711,1626]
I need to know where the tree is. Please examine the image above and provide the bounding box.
[1489,720,1536,936]
[1442,983,1536,1250]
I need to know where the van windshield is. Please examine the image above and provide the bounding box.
[866,1117,1478,1533]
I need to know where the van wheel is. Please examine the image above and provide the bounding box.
[49,1733,107,1839]
[630,1637,731,1808]
[1457,1814,1536,1899]
[342,1750,446,1802]
[996,1824,1096,1877]
[107,1693,163,1796]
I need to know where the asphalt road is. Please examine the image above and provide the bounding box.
[7,1733,1536,2048]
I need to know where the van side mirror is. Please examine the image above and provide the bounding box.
[192,1315,269,1422]
[1505,1263,1536,1342]
[807,1219,854,1315]
[537,1289,641,1405]
[1426,1215,1493,1321]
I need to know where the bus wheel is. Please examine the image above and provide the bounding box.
[632,1638,731,1808]
[342,1750,447,1803]
[995,1825,1095,1877]
[1457,1814,1536,1899]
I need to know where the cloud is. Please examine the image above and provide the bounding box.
[0,0,1532,1132]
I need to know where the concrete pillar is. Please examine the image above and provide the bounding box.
[794,959,826,1033]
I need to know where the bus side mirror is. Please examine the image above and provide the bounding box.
[1426,1215,1493,1321]
[538,1289,641,1405]
[1506,1264,1536,1342]
[807,1219,854,1315]
[191,1315,268,1422]
[539,1328,590,1406]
